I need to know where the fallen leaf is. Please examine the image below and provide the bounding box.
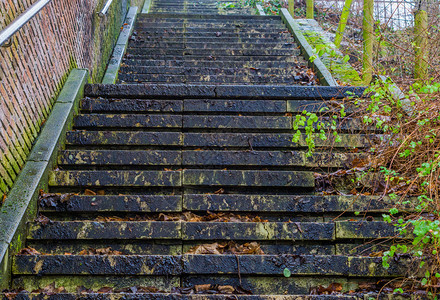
[84,189,96,196]
[17,247,40,255]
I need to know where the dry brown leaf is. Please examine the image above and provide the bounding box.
[17,247,41,255]
[84,189,96,196]
[218,285,235,294]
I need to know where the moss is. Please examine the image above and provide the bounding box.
[301,27,363,86]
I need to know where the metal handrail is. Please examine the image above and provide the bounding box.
[99,0,115,17]
[0,0,51,47]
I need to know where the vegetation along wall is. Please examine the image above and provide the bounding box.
[0,0,144,199]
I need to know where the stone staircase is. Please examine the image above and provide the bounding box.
[2,0,407,299]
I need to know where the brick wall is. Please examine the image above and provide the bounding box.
[0,0,142,199]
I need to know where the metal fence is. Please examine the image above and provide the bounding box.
[315,0,438,29]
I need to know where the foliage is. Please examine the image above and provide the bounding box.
[298,74,440,296]
[243,0,285,15]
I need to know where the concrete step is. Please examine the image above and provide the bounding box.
[124,48,299,56]
[117,74,309,85]
[121,59,307,68]
[126,42,297,50]
[65,131,370,149]
[27,221,396,241]
[118,66,304,76]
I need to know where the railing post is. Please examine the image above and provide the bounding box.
[414,0,428,81]
[288,0,295,17]
[306,0,314,19]
[362,0,374,84]
[334,0,353,48]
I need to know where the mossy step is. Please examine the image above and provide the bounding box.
[13,255,406,277]
[27,221,182,240]
[127,43,297,50]
[150,9,252,13]
[48,170,313,188]
[134,23,286,29]
[118,75,305,85]
[183,99,288,112]
[181,150,363,168]
[65,131,182,146]
[27,240,182,256]
[182,115,292,130]
[28,221,338,241]
[40,195,182,212]
[122,60,306,68]
[49,170,181,187]
[135,18,282,24]
[57,150,360,168]
[74,114,182,128]
[58,150,181,166]
[38,194,386,214]
[119,66,303,76]
[182,170,314,187]
[124,48,300,56]
[139,14,280,20]
[80,98,183,113]
[65,131,369,148]
[183,194,392,213]
[183,99,328,113]
[182,132,370,148]
[84,84,364,100]
[130,37,296,43]
[124,55,300,62]
[134,32,292,39]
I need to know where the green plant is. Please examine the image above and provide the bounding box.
[295,75,440,296]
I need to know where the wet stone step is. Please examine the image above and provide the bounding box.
[40,195,182,212]
[127,42,297,50]
[13,255,406,277]
[74,114,182,128]
[132,37,295,44]
[182,222,334,240]
[119,66,301,76]
[183,99,287,113]
[27,240,182,256]
[124,55,299,62]
[124,48,299,56]
[136,19,283,25]
[14,255,183,275]
[27,221,393,241]
[11,276,180,294]
[134,23,287,29]
[58,150,181,166]
[57,150,361,169]
[80,98,183,112]
[183,194,393,213]
[181,151,363,168]
[135,31,291,37]
[182,133,369,148]
[122,60,305,68]
[335,221,399,239]
[182,170,314,187]
[135,33,292,39]
[182,115,292,130]
[65,131,183,146]
[183,255,406,277]
[118,74,301,84]
[28,221,182,240]
[140,14,280,20]
[49,170,182,187]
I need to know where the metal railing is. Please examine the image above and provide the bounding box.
[0,0,52,47]
[99,0,115,17]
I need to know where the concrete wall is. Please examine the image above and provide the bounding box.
[0,0,143,199]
